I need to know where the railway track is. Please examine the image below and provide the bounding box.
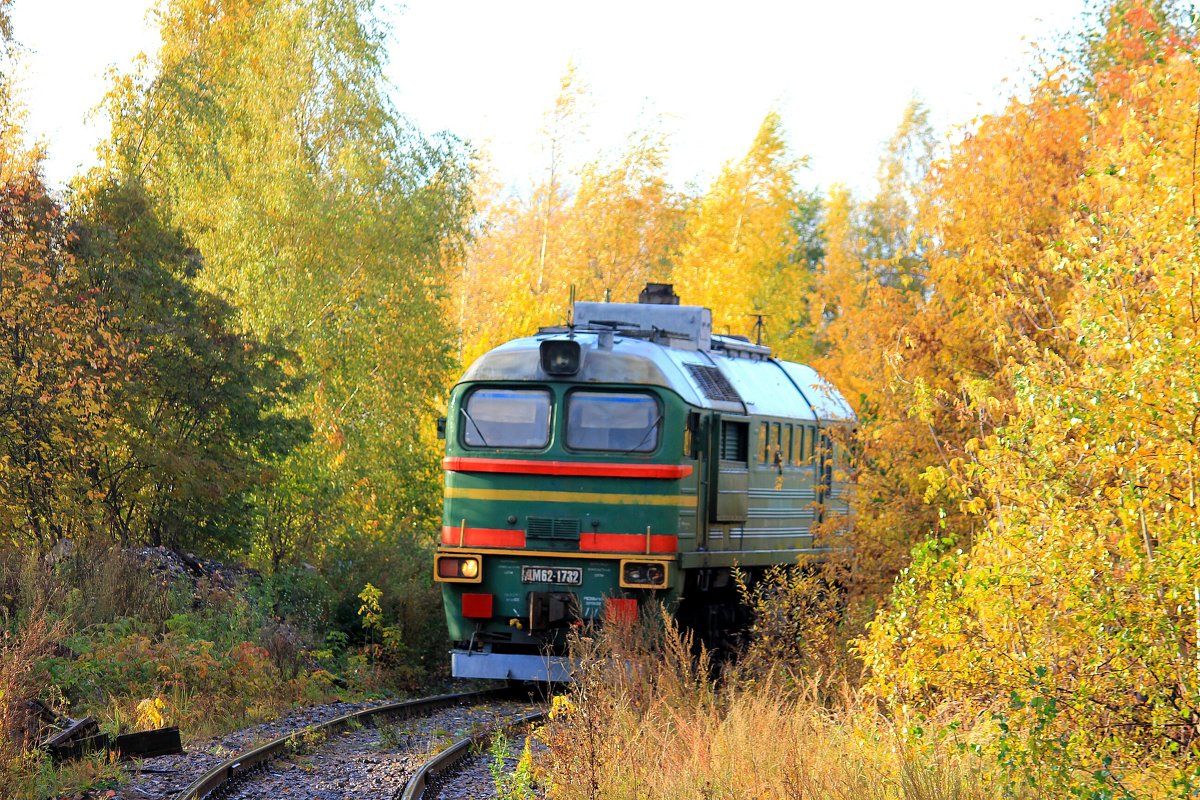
[399,707,545,800]
[116,687,543,800]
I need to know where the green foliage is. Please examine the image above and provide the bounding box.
[253,564,337,632]
[488,731,536,800]
[0,129,304,557]
[357,582,383,636]
[321,529,446,680]
[0,0,478,704]
[15,0,1200,794]
[70,178,309,552]
[376,720,410,749]
[100,0,474,558]
[27,559,348,734]
[353,578,424,682]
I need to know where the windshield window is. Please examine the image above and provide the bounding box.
[567,392,660,452]
[462,388,552,449]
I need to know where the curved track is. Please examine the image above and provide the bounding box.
[399,708,546,800]
[169,687,537,800]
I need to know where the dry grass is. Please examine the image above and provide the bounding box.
[538,608,1005,800]
[0,604,69,799]
[0,544,345,798]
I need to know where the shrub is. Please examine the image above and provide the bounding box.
[733,561,853,693]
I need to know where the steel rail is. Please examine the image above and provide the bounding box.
[398,709,546,800]
[173,688,509,800]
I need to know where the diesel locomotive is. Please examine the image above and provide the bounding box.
[434,285,853,681]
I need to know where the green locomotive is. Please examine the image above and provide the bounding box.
[434,285,853,681]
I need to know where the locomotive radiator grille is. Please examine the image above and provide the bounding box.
[526,516,581,544]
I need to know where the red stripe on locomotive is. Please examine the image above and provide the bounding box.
[440,526,678,553]
[580,532,677,553]
[440,526,527,547]
[443,457,692,479]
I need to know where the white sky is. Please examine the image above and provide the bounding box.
[10,0,1087,197]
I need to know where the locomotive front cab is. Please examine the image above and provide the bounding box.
[436,346,697,680]
[435,288,855,682]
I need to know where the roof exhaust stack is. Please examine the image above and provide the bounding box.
[638,283,679,305]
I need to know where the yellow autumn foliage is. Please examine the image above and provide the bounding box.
[860,3,1200,792]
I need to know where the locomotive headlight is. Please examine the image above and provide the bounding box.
[620,559,669,589]
[540,339,583,376]
[434,554,483,583]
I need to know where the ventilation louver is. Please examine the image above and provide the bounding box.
[684,363,742,403]
[526,517,581,541]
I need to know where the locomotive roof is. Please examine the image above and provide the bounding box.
[459,302,854,424]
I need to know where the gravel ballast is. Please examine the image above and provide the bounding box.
[114,696,539,800]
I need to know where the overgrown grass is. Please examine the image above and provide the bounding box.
[0,540,437,799]
[536,585,1200,800]
[537,606,1004,800]
[1,605,62,798]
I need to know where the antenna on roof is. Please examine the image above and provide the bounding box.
[567,284,576,328]
[749,312,767,345]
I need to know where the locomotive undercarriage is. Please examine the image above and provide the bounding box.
[448,564,762,682]
[676,566,760,658]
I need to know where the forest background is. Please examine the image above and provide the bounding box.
[0,0,1198,797]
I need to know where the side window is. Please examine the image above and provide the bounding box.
[792,426,804,466]
[784,424,793,465]
[758,422,769,463]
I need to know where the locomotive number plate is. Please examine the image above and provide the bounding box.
[521,566,583,586]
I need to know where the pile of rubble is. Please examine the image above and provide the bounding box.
[129,546,256,590]
[44,541,256,591]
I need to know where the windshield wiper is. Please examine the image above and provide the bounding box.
[460,407,490,447]
[622,414,663,454]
